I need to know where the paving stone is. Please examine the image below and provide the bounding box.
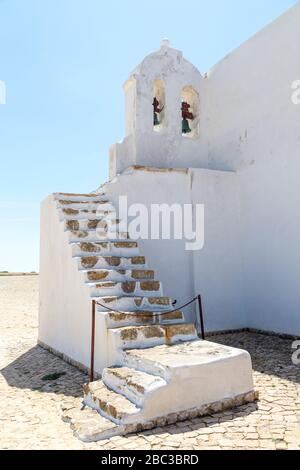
[1,275,300,450]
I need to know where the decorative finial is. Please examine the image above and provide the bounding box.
[161,38,170,48]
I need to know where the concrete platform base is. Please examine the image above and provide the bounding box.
[64,340,257,442]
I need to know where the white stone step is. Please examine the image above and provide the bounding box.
[83,381,141,425]
[96,295,173,312]
[54,192,107,202]
[59,207,114,220]
[89,280,162,298]
[57,200,112,211]
[78,256,146,270]
[72,241,140,257]
[68,230,129,243]
[64,218,121,232]
[84,269,155,283]
[108,323,198,350]
[102,367,167,408]
[105,310,183,328]
[62,404,120,442]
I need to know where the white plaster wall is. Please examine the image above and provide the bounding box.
[190,170,246,332]
[105,168,194,321]
[39,195,108,374]
[207,3,300,335]
[104,167,245,331]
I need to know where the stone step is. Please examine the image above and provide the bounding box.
[89,280,162,298]
[105,310,183,328]
[57,200,111,211]
[64,218,121,232]
[84,269,155,283]
[54,192,107,202]
[96,295,173,312]
[78,256,146,270]
[72,241,140,257]
[62,404,120,442]
[68,231,129,243]
[59,207,115,220]
[109,323,198,350]
[83,381,141,424]
[102,367,167,408]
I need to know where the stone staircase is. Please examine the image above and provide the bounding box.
[55,191,256,442]
[54,191,195,345]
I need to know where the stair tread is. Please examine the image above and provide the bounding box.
[72,241,137,245]
[113,323,193,333]
[106,310,182,322]
[69,229,127,234]
[58,199,110,205]
[84,381,140,421]
[96,295,171,306]
[55,192,103,198]
[79,256,146,270]
[90,280,161,288]
[65,219,121,232]
[72,241,139,256]
[80,255,145,260]
[104,366,167,395]
[85,269,155,280]
[63,405,118,433]
[97,295,170,300]
[110,323,197,344]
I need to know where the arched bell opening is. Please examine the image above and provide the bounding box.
[181,86,200,138]
[153,78,165,132]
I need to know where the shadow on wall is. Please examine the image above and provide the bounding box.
[1,345,88,396]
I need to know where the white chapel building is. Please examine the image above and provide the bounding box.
[38,4,300,440]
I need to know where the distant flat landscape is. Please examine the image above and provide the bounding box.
[0,272,38,276]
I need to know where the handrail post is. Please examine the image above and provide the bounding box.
[197,294,206,340]
[90,300,96,383]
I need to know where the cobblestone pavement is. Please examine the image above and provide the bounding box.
[1,275,300,450]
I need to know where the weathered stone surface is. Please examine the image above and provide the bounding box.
[132,270,155,280]
[66,220,80,231]
[62,208,79,215]
[87,271,110,281]
[59,199,109,206]
[104,367,166,395]
[80,257,98,268]
[84,381,140,422]
[106,310,183,328]
[140,281,160,292]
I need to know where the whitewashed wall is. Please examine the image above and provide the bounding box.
[39,4,300,367]
[39,196,108,374]
[207,3,300,335]
[105,167,245,331]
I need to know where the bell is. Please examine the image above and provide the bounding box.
[182,118,192,134]
[154,112,160,126]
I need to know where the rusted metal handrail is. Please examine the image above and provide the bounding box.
[89,294,205,383]
[90,300,96,383]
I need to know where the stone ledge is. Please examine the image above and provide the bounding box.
[63,390,259,442]
[124,166,189,175]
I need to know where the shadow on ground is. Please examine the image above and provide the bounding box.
[1,344,87,397]
[211,332,300,385]
[2,332,299,402]
[4,331,300,442]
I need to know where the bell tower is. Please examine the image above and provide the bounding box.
[109,40,208,179]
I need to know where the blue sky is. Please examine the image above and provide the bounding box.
[0,0,297,272]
